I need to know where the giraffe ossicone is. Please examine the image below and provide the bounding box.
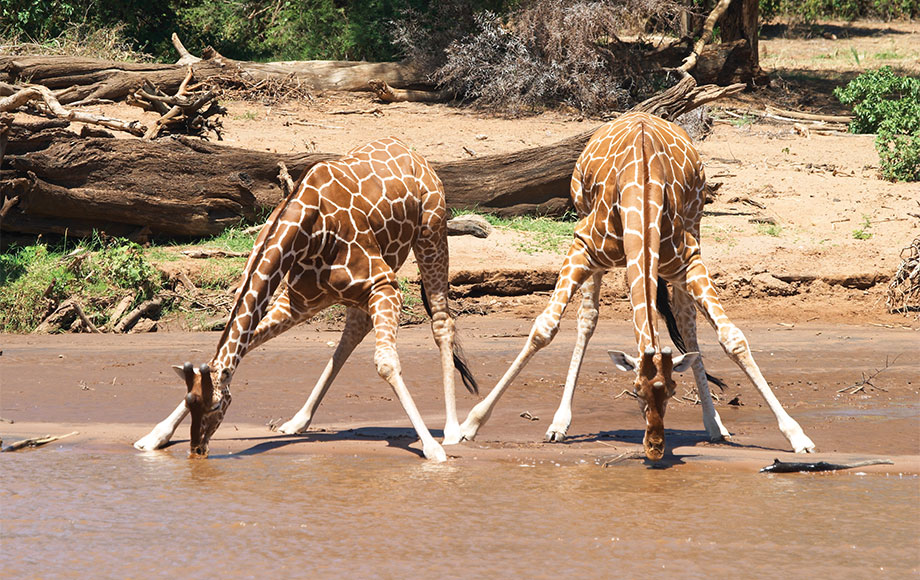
[459,112,815,459]
[134,138,476,461]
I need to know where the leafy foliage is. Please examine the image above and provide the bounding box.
[760,0,919,22]
[1,0,514,63]
[835,67,920,181]
[0,238,163,333]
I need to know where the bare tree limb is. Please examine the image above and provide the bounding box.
[172,33,202,65]
[679,0,734,74]
[113,298,163,333]
[0,84,146,136]
[2,431,79,452]
[277,162,295,196]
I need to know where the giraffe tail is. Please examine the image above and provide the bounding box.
[656,278,727,390]
[419,280,480,395]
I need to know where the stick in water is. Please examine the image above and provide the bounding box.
[2,431,78,452]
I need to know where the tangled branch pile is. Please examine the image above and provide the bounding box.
[428,0,687,116]
[887,236,920,316]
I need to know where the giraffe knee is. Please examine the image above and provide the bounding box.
[431,315,455,346]
[530,314,559,350]
[719,325,749,357]
[375,350,401,381]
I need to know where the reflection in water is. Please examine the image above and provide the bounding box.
[2,446,918,579]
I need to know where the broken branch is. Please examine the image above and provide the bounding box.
[2,431,78,452]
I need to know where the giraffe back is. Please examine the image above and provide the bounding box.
[280,137,445,304]
[570,112,707,276]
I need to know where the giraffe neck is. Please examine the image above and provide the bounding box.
[210,192,313,383]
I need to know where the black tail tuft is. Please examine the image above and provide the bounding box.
[419,280,479,395]
[656,277,724,390]
[657,279,687,353]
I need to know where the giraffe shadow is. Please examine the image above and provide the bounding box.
[564,428,787,453]
[222,427,425,458]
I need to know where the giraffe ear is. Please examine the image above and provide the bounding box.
[672,352,699,373]
[172,365,185,380]
[608,350,639,372]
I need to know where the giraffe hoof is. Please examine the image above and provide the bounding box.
[793,436,816,454]
[134,431,169,451]
[423,442,448,462]
[442,424,462,446]
[277,418,309,435]
[544,429,567,443]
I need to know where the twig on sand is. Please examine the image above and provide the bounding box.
[2,431,78,452]
[837,354,900,394]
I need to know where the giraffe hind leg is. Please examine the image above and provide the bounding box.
[370,281,447,461]
[670,281,731,442]
[684,258,815,453]
[414,220,470,445]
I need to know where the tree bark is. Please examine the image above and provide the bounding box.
[720,0,765,83]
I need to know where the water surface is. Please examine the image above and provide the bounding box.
[2,445,917,579]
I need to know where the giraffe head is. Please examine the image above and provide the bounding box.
[173,362,232,457]
[608,347,698,461]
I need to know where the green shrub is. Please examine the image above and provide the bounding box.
[0,238,163,333]
[835,67,920,181]
[760,0,920,22]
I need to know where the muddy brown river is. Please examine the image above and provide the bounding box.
[1,320,918,577]
[2,445,918,579]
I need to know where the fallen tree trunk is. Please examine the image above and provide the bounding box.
[0,52,430,106]
[1,77,742,238]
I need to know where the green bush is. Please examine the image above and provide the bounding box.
[0,238,163,333]
[760,0,920,22]
[2,0,503,63]
[835,67,920,181]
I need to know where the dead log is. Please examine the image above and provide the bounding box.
[32,297,98,334]
[2,123,335,237]
[447,214,492,238]
[369,79,452,103]
[113,298,163,333]
[1,77,743,237]
[1,51,430,106]
[106,292,137,331]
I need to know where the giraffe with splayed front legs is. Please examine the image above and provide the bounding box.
[134,138,477,461]
[459,112,815,460]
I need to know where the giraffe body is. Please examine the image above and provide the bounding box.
[460,112,815,459]
[134,138,472,461]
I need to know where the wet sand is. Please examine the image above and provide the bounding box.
[2,318,917,471]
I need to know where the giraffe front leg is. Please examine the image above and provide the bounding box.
[371,283,446,462]
[278,308,372,434]
[460,247,594,441]
[134,400,189,450]
[671,283,730,443]
[685,260,815,453]
[546,271,603,443]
